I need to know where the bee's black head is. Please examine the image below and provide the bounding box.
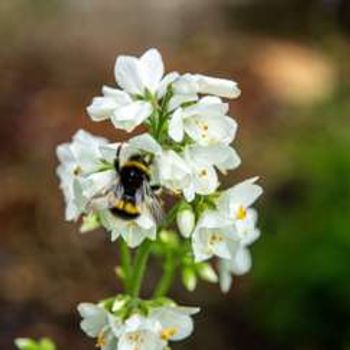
[120,166,145,191]
[119,156,150,193]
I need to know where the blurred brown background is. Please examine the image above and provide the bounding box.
[1,0,350,349]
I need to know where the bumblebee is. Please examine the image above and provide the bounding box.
[109,145,161,220]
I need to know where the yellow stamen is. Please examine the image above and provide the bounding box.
[236,206,247,220]
[96,331,107,348]
[209,233,223,245]
[160,327,178,340]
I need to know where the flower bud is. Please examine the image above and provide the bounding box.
[194,74,241,99]
[197,263,218,283]
[182,267,197,292]
[176,208,195,238]
[79,213,100,233]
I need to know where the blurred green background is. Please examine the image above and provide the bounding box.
[0,0,349,349]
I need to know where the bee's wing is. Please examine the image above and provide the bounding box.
[141,181,164,224]
[85,178,120,212]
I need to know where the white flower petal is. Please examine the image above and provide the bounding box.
[173,73,198,95]
[128,133,163,156]
[168,108,184,142]
[114,55,144,95]
[151,307,194,341]
[226,177,263,208]
[87,88,131,122]
[219,259,233,293]
[231,247,252,275]
[140,48,164,93]
[119,330,164,350]
[156,150,191,192]
[111,100,152,132]
[87,96,119,121]
[193,74,241,99]
[102,86,132,102]
[77,303,108,338]
[190,144,241,173]
[168,93,198,111]
[157,71,179,98]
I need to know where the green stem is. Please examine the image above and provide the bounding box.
[153,252,177,298]
[119,239,132,293]
[130,240,152,298]
[159,200,184,231]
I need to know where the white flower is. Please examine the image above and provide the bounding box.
[87,49,178,132]
[220,210,259,286]
[118,315,164,350]
[150,305,200,342]
[169,96,237,146]
[56,130,114,221]
[100,209,157,248]
[215,177,263,292]
[216,177,263,241]
[174,73,241,99]
[117,305,199,350]
[176,208,195,238]
[219,246,252,293]
[192,210,235,262]
[78,303,121,350]
[155,150,192,194]
[182,144,241,202]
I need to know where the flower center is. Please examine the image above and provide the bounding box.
[200,122,209,138]
[73,166,82,176]
[128,332,144,350]
[160,327,178,340]
[236,206,247,220]
[96,331,107,348]
[200,169,208,178]
[209,232,224,245]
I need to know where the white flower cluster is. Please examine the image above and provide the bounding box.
[56,48,263,348]
[56,48,263,291]
[78,301,199,350]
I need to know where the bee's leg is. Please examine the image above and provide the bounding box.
[114,144,123,173]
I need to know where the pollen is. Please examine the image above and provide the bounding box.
[200,122,209,138]
[209,232,223,245]
[96,331,107,348]
[160,327,178,340]
[236,206,247,220]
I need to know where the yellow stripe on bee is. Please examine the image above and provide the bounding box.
[114,199,124,210]
[124,202,140,215]
[123,161,150,175]
[114,199,140,215]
